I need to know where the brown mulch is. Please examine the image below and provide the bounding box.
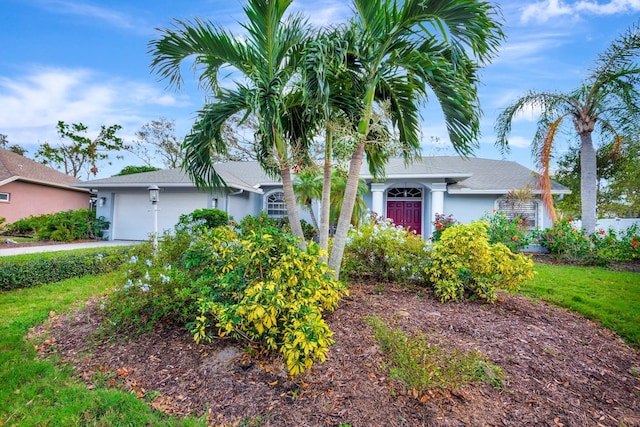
[35,278,640,427]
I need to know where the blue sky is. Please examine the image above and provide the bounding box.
[1,0,638,178]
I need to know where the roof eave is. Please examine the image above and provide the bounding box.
[2,176,89,193]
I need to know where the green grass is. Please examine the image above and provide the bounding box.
[0,270,205,426]
[519,264,640,348]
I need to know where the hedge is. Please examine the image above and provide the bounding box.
[0,250,129,291]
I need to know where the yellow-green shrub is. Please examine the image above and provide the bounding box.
[188,225,347,376]
[426,222,535,303]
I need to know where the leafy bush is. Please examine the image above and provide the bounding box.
[342,215,430,286]
[589,224,640,263]
[432,213,457,242]
[104,213,346,376]
[0,249,128,291]
[233,211,316,241]
[538,217,592,263]
[3,209,109,241]
[178,208,229,230]
[188,225,347,376]
[480,210,530,252]
[426,222,535,303]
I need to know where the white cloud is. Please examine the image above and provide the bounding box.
[36,0,139,29]
[291,0,351,26]
[0,66,187,147]
[521,0,640,23]
[503,135,534,148]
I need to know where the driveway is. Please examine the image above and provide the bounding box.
[0,240,140,256]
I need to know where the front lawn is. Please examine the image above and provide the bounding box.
[0,271,205,426]
[519,263,640,347]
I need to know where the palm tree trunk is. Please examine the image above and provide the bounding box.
[319,127,332,261]
[580,133,597,234]
[328,140,366,278]
[281,166,307,248]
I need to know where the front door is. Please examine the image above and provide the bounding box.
[387,200,422,235]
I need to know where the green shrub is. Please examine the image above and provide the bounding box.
[0,249,128,291]
[432,213,457,242]
[426,222,535,303]
[188,226,347,376]
[233,212,316,241]
[178,208,229,230]
[104,213,346,376]
[589,224,640,263]
[342,216,430,285]
[538,218,592,263]
[3,209,109,241]
[480,210,530,252]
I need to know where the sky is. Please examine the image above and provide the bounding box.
[1,0,639,179]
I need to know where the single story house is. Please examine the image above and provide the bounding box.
[76,157,570,241]
[0,149,91,224]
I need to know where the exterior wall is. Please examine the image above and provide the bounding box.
[443,194,496,224]
[0,180,89,224]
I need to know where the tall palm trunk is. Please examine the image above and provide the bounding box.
[328,140,366,277]
[579,133,597,234]
[319,126,332,261]
[281,167,307,248]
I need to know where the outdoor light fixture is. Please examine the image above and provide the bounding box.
[148,185,160,203]
[147,185,160,249]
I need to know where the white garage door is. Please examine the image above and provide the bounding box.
[113,192,208,240]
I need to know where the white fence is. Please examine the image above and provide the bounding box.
[572,218,640,233]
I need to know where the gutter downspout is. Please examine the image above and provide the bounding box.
[225,189,244,216]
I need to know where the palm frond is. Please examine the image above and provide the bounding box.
[536,116,565,223]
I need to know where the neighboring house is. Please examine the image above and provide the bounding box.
[76,157,569,241]
[0,149,90,224]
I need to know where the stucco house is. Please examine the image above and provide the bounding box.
[0,149,91,224]
[76,157,569,241]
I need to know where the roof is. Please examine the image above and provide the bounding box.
[76,157,569,195]
[0,149,88,192]
[362,157,569,194]
[74,161,278,194]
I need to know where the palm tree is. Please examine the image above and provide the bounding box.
[293,169,322,231]
[495,23,640,234]
[149,0,316,242]
[321,0,504,278]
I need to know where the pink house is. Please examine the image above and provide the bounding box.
[0,149,90,224]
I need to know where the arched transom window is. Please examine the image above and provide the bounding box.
[266,191,287,218]
[387,187,422,199]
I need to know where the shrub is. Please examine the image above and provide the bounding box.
[0,249,128,291]
[104,213,346,376]
[589,224,640,263]
[538,217,592,263]
[426,222,535,303]
[187,226,347,376]
[480,210,530,252]
[3,209,109,241]
[432,213,457,242]
[178,208,229,230]
[342,215,430,286]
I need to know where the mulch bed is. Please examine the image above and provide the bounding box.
[34,278,640,427]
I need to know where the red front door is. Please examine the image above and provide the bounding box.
[387,200,422,235]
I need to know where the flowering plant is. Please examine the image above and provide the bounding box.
[432,213,457,241]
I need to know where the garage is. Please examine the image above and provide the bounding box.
[112,191,208,240]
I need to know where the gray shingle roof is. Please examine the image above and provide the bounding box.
[0,149,87,192]
[75,157,569,195]
[75,161,277,193]
[362,157,569,194]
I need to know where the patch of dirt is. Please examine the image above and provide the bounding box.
[36,281,640,427]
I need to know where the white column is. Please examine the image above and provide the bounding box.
[370,183,385,218]
[429,182,447,224]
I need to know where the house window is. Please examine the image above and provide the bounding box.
[0,192,9,202]
[497,198,538,228]
[266,191,287,218]
[387,187,422,199]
